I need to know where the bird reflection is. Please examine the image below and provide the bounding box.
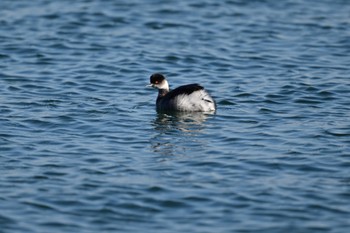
[150,111,214,157]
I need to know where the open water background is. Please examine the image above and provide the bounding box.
[1,0,350,232]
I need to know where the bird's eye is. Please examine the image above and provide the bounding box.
[155,81,158,84]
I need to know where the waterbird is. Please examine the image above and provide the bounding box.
[147,73,216,112]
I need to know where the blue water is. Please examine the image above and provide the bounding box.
[1,0,350,232]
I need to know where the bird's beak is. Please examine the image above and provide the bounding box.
[146,84,154,88]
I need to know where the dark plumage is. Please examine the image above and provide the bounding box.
[165,84,204,98]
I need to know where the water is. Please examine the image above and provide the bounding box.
[1,0,350,232]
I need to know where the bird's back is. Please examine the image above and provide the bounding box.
[156,84,215,112]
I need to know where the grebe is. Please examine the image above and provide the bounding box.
[148,73,216,112]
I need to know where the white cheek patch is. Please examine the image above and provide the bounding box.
[157,80,169,90]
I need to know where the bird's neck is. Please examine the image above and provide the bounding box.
[157,80,169,97]
[158,88,169,97]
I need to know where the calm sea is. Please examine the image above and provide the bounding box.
[1,0,349,232]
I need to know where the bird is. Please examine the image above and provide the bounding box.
[147,73,216,112]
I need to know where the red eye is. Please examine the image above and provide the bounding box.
[155,81,158,84]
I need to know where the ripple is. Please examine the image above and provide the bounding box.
[325,129,350,137]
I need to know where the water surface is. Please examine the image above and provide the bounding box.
[1,0,350,232]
